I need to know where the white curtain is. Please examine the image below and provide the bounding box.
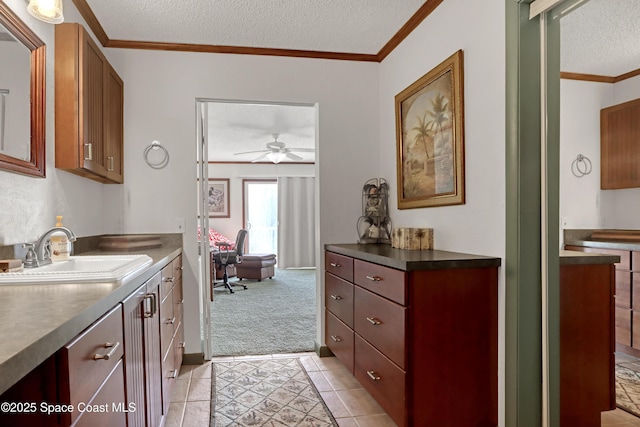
[277,177,316,268]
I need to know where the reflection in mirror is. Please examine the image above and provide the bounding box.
[0,3,45,177]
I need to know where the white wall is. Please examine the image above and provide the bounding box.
[207,162,315,239]
[378,0,506,423]
[559,79,612,231]
[560,75,640,231]
[106,47,379,356]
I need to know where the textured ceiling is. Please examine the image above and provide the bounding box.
[85,0,426,55]
[561,0,640,76]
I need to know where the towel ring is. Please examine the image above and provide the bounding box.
[144,141,169,169]
[571,154,592,178]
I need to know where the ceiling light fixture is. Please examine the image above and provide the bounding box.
[27,0,64,24]
[266,152,286,164]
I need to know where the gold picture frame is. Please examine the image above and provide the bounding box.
[395,50,465,209]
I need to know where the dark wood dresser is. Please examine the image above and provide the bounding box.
[324,244,500,427]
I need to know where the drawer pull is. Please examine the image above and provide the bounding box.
[366,370,381,381]
[164,277,175,283]
[169,369,178,379]
[93,341,120,361]
[330,294,342,300]
[330,262,341,267]
[143,294,157,318]
[84,142,93,160]
[330,335,342,342]
[179,341,186,349]
[178,299,184,304]
[366,317,381,325]
[166,317,176,325]
[366,275,382,282]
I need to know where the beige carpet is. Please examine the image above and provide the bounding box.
[210,357,337,427]
[616,364,640,417]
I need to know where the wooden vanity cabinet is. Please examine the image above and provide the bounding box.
[55,23,124,184]
[324,248,498,427]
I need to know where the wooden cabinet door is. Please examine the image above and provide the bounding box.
[145,273,163,427]
[104,63,124,183]
[122,283,147,427]
[601,98,640,189]
[79,30,106,177]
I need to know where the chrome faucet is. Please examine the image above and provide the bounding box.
[28,227,77,267]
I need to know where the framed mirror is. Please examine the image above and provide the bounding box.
[0,3,45,177]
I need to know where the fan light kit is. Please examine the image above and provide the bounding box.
[234,135,314,164]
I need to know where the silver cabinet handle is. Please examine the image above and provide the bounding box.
[164,277,174,283]
[366,370,381,381]
[330,294,342,300]
[178,299,184,304]
[107,156,114,171]
[330,335,342,342]
[93,341,120,361]
[84,142,93,160]
[366,317,381,325]
[169,370,178,379]
[366,275,382,282]
[178,341,186,349]
[143,293,157,317]
[330,262,341,267]
[166,317,176,325]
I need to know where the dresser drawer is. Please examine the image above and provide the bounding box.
[162,342,177,414]
[354,259,406,305]
[355,335,406,427]
[325,272,354,327]
[325,252,354,282]
[354,287,407,369]
[59,305,124,424]
[173,279,184,335]
[326,310,354,373]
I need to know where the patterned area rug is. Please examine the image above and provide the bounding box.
[210,358,338,427]
[616,364,640,417]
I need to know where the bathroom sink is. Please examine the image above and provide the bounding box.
[0,255,153,285]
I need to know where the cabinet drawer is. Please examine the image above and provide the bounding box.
[355,335,406,427]
[616,308,631,347]
[174,320,185,371]
[73,360,127,427]
[173,279,184,335]
[354,287,406,369]
[59,305,124,424]
[162,342,177,415]
[326,310,354,373]
[354,260,406,305]
[173,255,183,281]
[161,288,175,360]
[325,252,354,282]
[161,262,176,299]
[617,270,632,309]
[325,272,354,327]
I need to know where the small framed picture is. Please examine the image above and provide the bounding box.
[207,178,230,218]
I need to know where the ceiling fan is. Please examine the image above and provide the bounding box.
[234,135,314,163]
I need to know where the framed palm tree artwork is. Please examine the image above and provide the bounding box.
[395,49,465,209]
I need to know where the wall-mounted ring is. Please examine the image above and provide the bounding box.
[571,154,592,178]
[143,141,169,169]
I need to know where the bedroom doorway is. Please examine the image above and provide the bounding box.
[196,98,319,360]
[244,179,278,254]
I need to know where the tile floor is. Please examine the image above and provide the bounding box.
[165,352,396,427]
[602,353,640,426]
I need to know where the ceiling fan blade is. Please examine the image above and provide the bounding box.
[285,152,303,161]
[234,149,270,155]
[287,148,315,153]
[251,152,270,163]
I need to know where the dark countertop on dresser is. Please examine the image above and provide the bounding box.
[0,239,182,396]
[559,250,620,265]
[325,243,501,271]
[564,228,640,252]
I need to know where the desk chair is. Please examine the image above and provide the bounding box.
[213,229,248,294]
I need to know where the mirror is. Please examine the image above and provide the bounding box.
[0,3,45,177]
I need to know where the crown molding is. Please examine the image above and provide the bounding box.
[561,67,640,84]
[72,0,443,63]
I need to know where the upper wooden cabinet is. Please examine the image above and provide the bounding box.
[55,23,124,184]
[601,98,640,189]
